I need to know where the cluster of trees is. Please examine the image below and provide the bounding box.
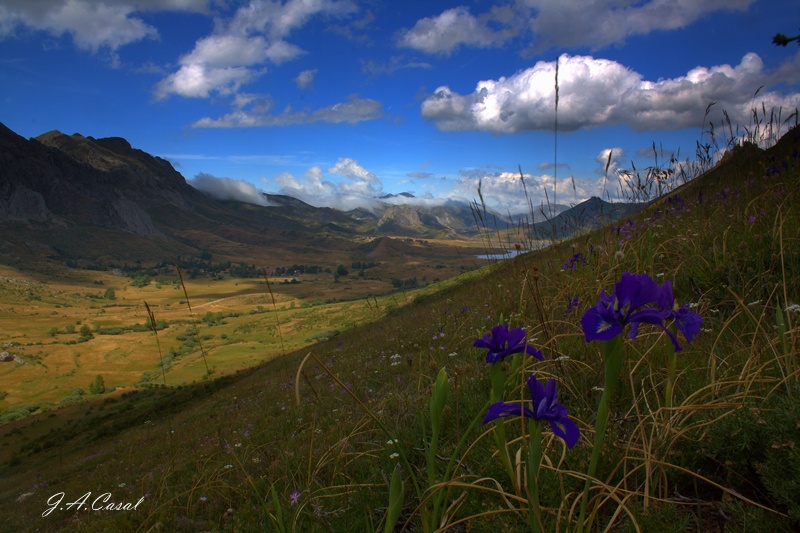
[391,277,419,290]
[273,264,328,276]
[351,261,380,270]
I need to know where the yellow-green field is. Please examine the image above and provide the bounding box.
[0,246,491,408]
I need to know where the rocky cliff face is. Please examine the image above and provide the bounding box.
[0,123,200,235]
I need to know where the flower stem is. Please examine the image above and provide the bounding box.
[489,363,518,491]
[527,421,543,533]
[664,324,677,409]
[577,335,623,533]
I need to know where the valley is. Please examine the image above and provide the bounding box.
[0,235,492,410]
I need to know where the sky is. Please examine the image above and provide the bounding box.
[1,0,799,214]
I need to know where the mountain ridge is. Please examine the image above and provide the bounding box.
[0,122,641,266]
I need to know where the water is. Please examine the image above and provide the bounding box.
[476,248,532,260]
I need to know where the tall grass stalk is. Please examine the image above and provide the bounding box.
[176,264,211,378]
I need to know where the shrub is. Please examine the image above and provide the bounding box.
[87,375,105,395]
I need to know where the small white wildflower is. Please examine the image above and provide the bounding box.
[785,304,800,313]
[118,483,126,488]
[701,328,713,333]
[591,386,605,392]
[252,457,261,464]
[688,302,699,308]
[448,352,458,357]
[389,453,399,459]
[234,443,242,448]
[224,464,233,469]
[709,308,720,314]
[390,354,401,359]
[386,439,398,445]
[391,361,400,366]
[555,355,570,361]
[656,272,664,277]
[747,300,762,307]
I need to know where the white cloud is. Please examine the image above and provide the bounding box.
[397,6,516,56]
[189,172,274,206]
[521,0,755,52]
[328,157,382,196]
[448,168,590,215]
[155,64,256,99]
[295,68,317,89]
[191,95,385,127]
[0,0,159,52]
[271,159,386,212]
[421,53,800,133]
[399,1,754,55]
[596,148,624,177]
[181,34,270,68]
[156,0,356,100]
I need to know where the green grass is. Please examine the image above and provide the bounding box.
[1,123,799,531]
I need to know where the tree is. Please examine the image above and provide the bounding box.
[88,375,105,395]
[103,287,116,300]
[79,324,93,339]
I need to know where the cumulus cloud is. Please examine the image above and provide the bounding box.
[447,168,590,215]
[328,157,383,196]
[421,53,800,133]
[191,94,385,127]
[155,0,357,100]
[271,159,387,212]
[190,172,274,206]
[396,6,518,56]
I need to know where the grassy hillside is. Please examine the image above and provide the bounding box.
[1,125,799,532]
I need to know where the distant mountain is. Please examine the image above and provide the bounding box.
[531,196,643,239]
[378,192,415,199]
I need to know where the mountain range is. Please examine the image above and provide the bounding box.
[0,122,640,266]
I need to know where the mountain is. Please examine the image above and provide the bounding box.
[531,196,643,239]
[0,122,638,267]
[0,124,202,236]
[378,192,415,199]
[0,124,365,265]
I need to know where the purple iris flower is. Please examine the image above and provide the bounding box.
[581,273,701,351]
[561,252,587,271]
[473,324,543,364]
[566,296,579,314]
[649,280,702,350]
[483,375,580,449]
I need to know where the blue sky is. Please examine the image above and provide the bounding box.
[1,0,799,214]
